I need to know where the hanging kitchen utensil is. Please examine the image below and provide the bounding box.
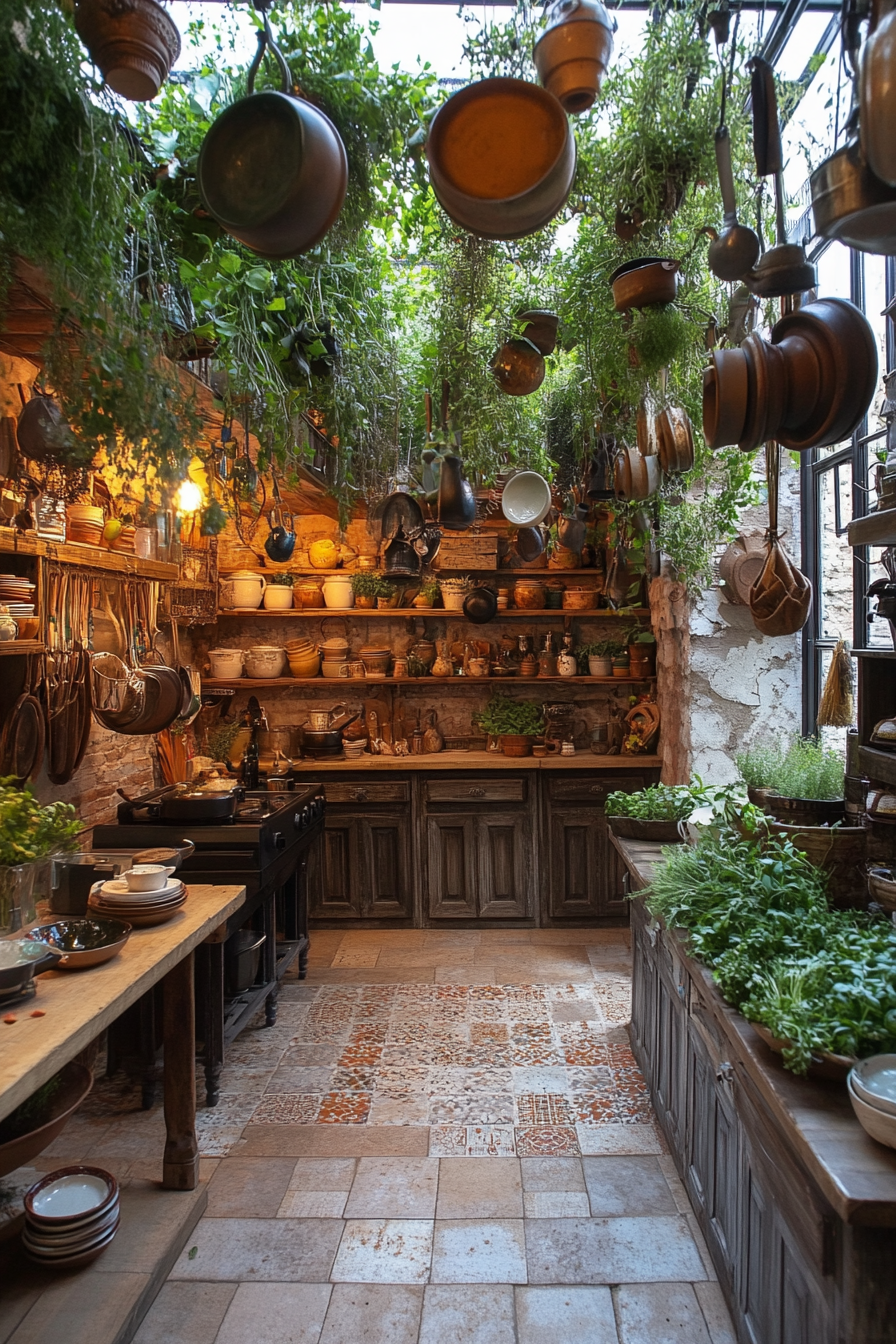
[613,444,662,502]
[703,296,877,452]
[0,664,44,786]
[748,441,812,636]
[491,339,546,395]
[745,58,816,297]
[655,405,695,473]
[381,492,425,540]
[532,0,614,114]
[609,258,679,311]
[516,310,560,355]
[586,434,615,499]
[16,392,73,464]
[197,16,348,259]
[0,418,17,481]
[437,454,476,531]
[515,526,545,561]
[463,586,498,624]
[707,127,762,280]
[426,77,576,240]
[860,0,896,188]
[557,512,587,554]
[264,473,296,562]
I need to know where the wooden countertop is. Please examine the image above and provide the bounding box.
[611,835,896,1227]
[293,751,662,773]
[0,884,246,1122]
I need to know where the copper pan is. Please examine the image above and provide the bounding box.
[810,136,896,254]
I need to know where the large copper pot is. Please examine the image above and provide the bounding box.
[426,78,576,240]
[533,0,614,115]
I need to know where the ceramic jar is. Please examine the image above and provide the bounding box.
[322,574,354,609]
[514,580,546,610]
[244,646,286,678]
[588,655,612,677]
[533,0,614,115]
[557,650,577,677]
[208,648,244,679]
[295,579,325,609]
[263,584,294,611]
[439,579,469,611]
[220,571,266,610]
[0,609,18,642]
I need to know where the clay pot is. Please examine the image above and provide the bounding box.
[501,734,534,757]
[492,339,546,396]
[613,445,662,502]
[514,580,547,609]
[655,406,695,474]
[355,594,377,609]
[703,297,878,453]
[533,0,614,115]
[517,310,560,355]
[426,78,576,240]
[74,0,180,101]
[561,586,594,611]
[609,258,680,312]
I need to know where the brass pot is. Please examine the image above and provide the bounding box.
[609,257,679,311]
[426,78,576,240]
[810,137,896,254]
[860,9,896,189]
[533,0,614,115]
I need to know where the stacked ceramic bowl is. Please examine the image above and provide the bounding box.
[112,524,136,553]
[359,645,390,678]
[320,636,349,678]
[848,1056,896,1148]
[87,863,187,927]
[0,575,36,631]
[286,638,321,678]
[66,504,104,546]
[23,1167,120,1268]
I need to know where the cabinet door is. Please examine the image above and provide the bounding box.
[477,811,533,918]
[546,802,627,918]
[312,814,363,919]
[426,813,477,918]
[357,811,413,920]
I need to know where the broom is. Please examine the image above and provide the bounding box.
[816,639,854,728]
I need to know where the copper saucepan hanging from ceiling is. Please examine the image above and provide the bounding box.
[426,77,576,240]
[198,16,348,260]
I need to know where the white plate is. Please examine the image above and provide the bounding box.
[851,1056,896,1117]
[26,1202,119,1246]
[24,1218,119,1258]
[500,470,552,526]
[100,877,183,899]
[29,1171,113,1220]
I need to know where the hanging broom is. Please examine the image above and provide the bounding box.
[817,639,854,728]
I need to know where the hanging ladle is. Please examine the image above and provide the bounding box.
[745,57,816,298]
[706,126,761,281]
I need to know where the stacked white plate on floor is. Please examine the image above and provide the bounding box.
[88,873,187,927]
[23,1166,120,1268]
[848,1055,896,1148]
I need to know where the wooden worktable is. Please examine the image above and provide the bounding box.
[0,884,245,1189]
[294,750,661,772]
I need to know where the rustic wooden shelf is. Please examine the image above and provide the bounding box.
[847,507,896,548]
[859,744,896,786]
[203,674,657,689]
[0,529,180,580]
[0,640,44,656]
[215,608,651,620]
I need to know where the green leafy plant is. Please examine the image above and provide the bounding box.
[735,740,785,790]
[0,783,79,868]
[267,572,294,587]
[473,695,545,738]
[606,781,707,822]
[774,737,845,801]
[351,571,382,598]
[419,578,441,604]
[576,639,624,673]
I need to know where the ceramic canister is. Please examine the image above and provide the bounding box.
[322,574,354,609]
[220,571,266,610]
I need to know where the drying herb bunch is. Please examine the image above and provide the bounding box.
[736,736,844,800]
[0,783,80,868]
[605,780,709,822]
[644,819,896,1073]
[473,695,545,738]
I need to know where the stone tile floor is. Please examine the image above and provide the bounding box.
[4,929,738,1343]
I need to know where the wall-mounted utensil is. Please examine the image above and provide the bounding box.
[437,453,476,530]
[501,471,552,526]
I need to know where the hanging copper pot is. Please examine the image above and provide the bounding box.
[198,19,347,260]
[609,258,680,311]
[532,0,614,115]
[517,310,560,355]
[426,78,576,240]
[860,7,896,189]
[74,0,180,102]
[810,134,896,254]
[492,339,546,395]
[655,406,695,474]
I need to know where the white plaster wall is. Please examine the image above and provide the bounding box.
[688,459,803,784]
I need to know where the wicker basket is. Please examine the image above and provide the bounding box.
[166,540,218,623]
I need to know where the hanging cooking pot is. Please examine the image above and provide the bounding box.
[860,6,896,189]
[197,18,348,260]
[532,0,614,115]
[426,77,576,240]
[811,122,896,254]
[609,258,679,311]
[438,454,476,530]
[491,339,546,395]
[16,394,73,464]
[516,310,560,355]
[264,506,296,562]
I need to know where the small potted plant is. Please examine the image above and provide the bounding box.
[578,639,623,678]
[473,694,546,757]
[413,578,442,609]
[376,577,400,609]
[735,740,784,808]
[612,648,631,678]
[263,573,295,610]
[605,782,705,842]
[351,572,382,610]
[756,737,846,828]
[629,629,657,676]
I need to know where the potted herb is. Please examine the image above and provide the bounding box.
[263,572,294,611]
[0,785,80,934]
[578,638,623,677]
[413,578,442,609]
[351,572,383,610]
[735,740,785,807]
[605,781,705,841]
[744,737,845,826]
[628,629,657,677]
[376,578,400,610]
[473,695,545,757]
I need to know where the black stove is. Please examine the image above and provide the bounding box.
[92,784,325,879]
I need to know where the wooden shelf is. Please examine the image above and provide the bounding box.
[0,529,180,580]
[858,744,896,786]
[0,640,44,656]
[215,608,651,620]
[202,675,657,689]
[847,507,896,548]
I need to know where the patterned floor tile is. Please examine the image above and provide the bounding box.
[252,1094,322,1124]
[514,1126,581,1157]
[367,1093,431,1126]
[317,1092,373,1124]
[429,1125,517,1157]
[330,1068,377,1092]
[516,1094,574,1126]
[471,1023,510,1044]
[429,1094,515,1126]
[374,1066,431,1094]
[569,1093,618,1125]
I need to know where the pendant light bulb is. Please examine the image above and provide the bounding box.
[177,479,204,514]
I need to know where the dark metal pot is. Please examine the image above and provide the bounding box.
[810,137,896,255]
[302,727,344,752]
[198,19,347,260]
[463,586,498,624]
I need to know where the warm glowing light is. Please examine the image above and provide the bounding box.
[177,479,204,514]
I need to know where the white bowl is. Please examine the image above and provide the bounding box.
[850,1056,896,1118]
[208,649,244,679]
[244,647,287,678]
[848,1073,896,1147]
[501,471,552,526]
[123,864,175,892]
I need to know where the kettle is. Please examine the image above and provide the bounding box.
[264,506,296,563]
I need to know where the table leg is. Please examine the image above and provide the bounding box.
[162,952,199,1191]
[204,941,224,1108]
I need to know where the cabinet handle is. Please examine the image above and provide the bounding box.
[468,787,486,797]
[351,788,369,802]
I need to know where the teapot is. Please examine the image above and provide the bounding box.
[220,571,266,610]
[264,506,296,563]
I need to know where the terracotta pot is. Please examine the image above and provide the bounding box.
[514,581,546,609]
[613,445,662,502]
[426,78,576,240]
[354,594,377,609]
[295,581,325,609]
[656,406,695,474]
[562,586,594,610]
[533,0,614,114]
[501,733,533,757]
[609,257,679,311]
[492,340,546,395]
[629,644,656,677]
[74,0,180,102]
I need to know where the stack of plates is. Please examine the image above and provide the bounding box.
[0,576,36,618]
[23,1167,120,1268]
[87,876,187,927]
[848,1056,896,1148]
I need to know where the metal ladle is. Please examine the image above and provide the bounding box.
[706,126,761,282]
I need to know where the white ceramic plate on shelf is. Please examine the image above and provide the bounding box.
[501,471,552,526]
[99,877,183,900]
[25,1168,117,1222]
[850,1056,896,1118]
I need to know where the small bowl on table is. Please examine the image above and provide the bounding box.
[848,1068,896,1149]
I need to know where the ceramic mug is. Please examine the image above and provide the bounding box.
[393,658,408,678]
[124,864,175,892]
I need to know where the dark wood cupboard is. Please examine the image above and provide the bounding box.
[311,780,413,922]
[545,774,648,920]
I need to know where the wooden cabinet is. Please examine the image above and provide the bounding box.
[426,808,532,919]
[544,772,655,920]
[312,783,413,922]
